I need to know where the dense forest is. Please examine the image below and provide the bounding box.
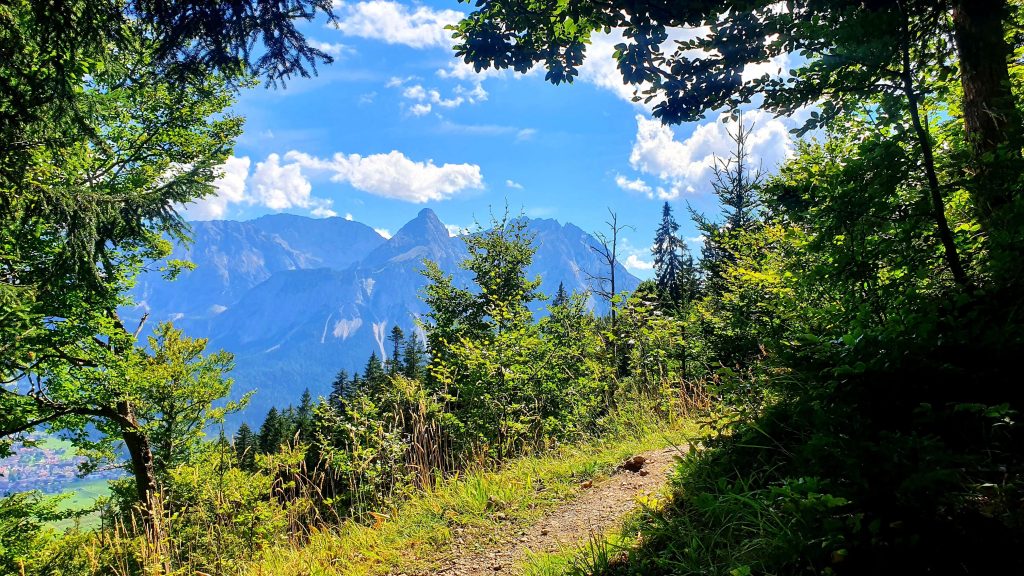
[2,0,1024,574]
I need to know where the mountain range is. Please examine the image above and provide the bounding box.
[130,209,641,420]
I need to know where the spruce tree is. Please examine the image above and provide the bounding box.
[652,202,697,306]
[329,369,351,410]
[296,389,315,442]
[388,326,405,375]
[363,352,387,397]
[257,408,284,454]
[234,423,257,471]
[402,335,425,380]
[552,281,569,308]
[691,121,764,295]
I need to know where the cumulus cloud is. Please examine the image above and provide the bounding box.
[183,156,252,220]
[624,254,654,271]
[396,80,488,116]
[375,228,393,239]
[625,112,793,198]
[505,179,524,190]
[331,1,463,49]
[286,150,484,203]
[344,213,354,221]
[180,154,339,219]
[614,174,653,197]
[445,223,470,237]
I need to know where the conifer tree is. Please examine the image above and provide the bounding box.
[652,203,697,306]
[257,408,284,455]
[296,389,315,442]
[691,121,764,295]
[363,352,387,396]
[402,335,425,381]
[233,423,257,471]
[387,326,405,375]
[552,281,569,308]
[329,369,351,410]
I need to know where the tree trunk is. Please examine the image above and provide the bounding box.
[118,402,160,538]
[951,0,1021,215]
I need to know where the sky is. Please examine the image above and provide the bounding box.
[181,0,800,279]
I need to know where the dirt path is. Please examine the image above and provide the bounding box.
[430,445,686,576]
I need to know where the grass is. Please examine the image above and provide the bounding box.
[52,478,110,532]
[242,419,697,576]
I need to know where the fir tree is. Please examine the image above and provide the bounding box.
[387,326,405,375]
[402,335,425,380]
[329,369,351,410]
[363,352,387,396]
[257,408,284,455]
[233,423,257,471]
[652,202,697,306]
[552,281,569,307]
[295,389,315,442]
[691,121,764,294]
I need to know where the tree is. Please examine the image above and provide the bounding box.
[142,323,246,479]
[233,423,257,472]
[0,0,337,529]
[401,335,426,381]
[257,408,285,455]
[652,203,697,306]
[452,0,1019,287]
[362,352,387,397]
[295,389,315,442]
[552,281,569,308]
[691,121,765,295]
[586,209,633,375]
[329,369,352,410]
[387,326,405,375]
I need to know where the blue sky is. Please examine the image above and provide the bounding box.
[183,0,799,279]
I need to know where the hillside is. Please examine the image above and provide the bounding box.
[130,209,640,416]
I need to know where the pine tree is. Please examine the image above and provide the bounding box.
[257,408,284,454]
[552,281,569,308]
[387,326,405,375]
[234,423,257,471]
[652,202,697,306]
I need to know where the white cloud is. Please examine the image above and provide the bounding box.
[331,1,463,49]
[409,102,432,116]
[311,206,338,218]
[615,174,653,197]
[249,154,337,216]
[579,28,702,106]
[286,150,484,203]
[374,228,393,239]
[515,128,536,141]
[445,223,470,237]
[345,213,354,221]
[310,40,355,57]
[624,254,654,271]
[437,60,507,82]
[396,81,487,115]
[358,91,377,105]
[625,112,793,198]
[505,179,524,190]
[183,156,251,219]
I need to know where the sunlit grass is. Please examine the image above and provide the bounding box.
[243,420,697,576]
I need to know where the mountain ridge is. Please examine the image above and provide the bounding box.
[131,210,640,418]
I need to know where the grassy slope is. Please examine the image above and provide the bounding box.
[243,421,697,576]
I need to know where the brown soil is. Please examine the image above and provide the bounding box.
[425,445,686,576]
